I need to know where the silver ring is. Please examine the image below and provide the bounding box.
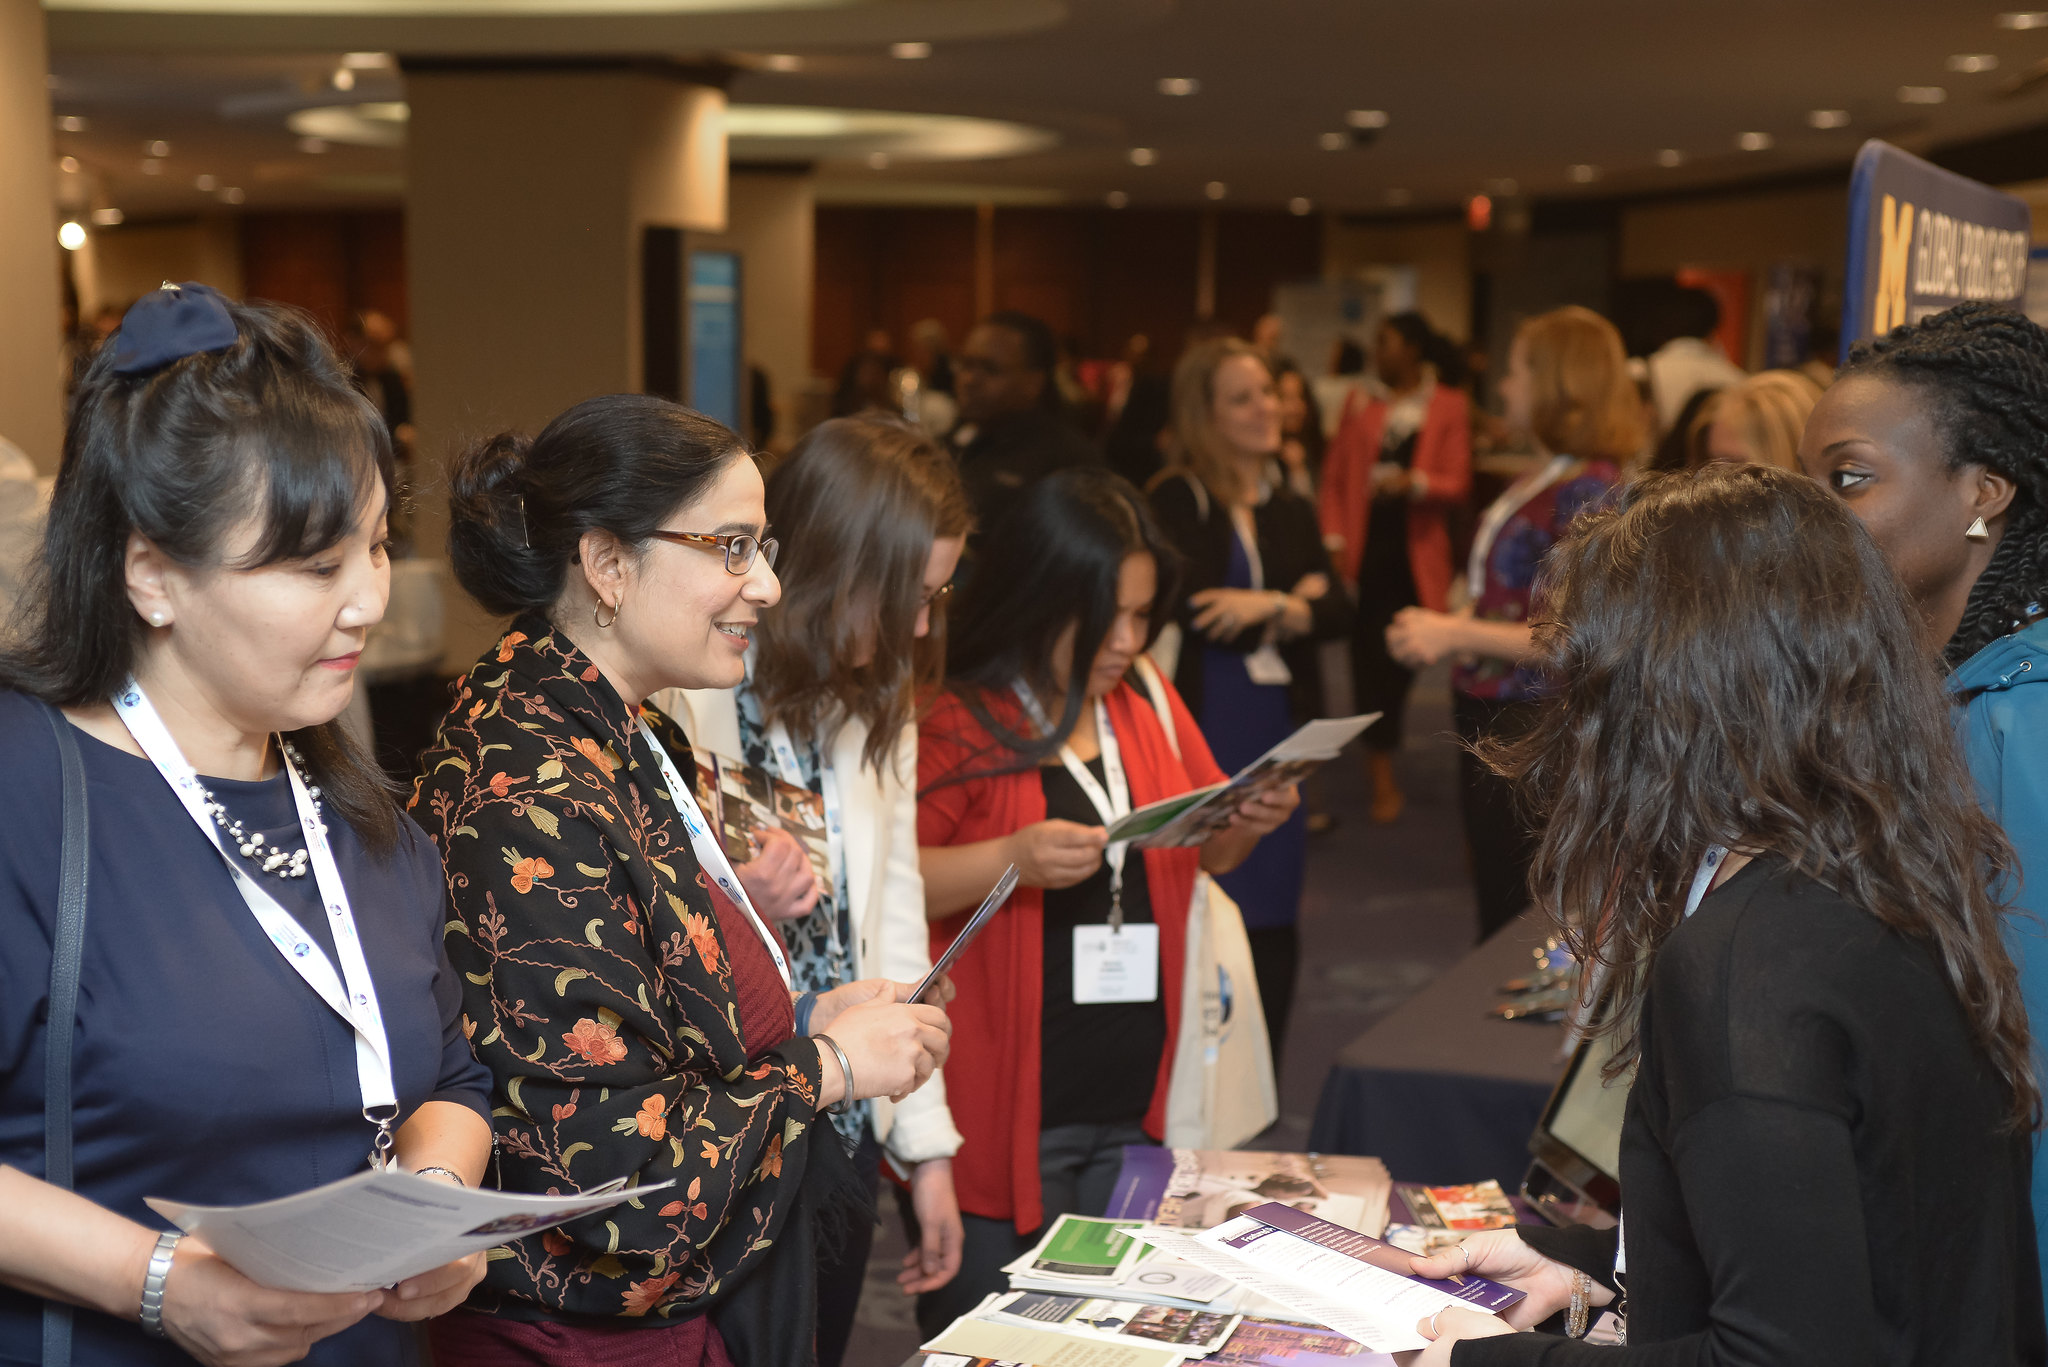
[1428,1307,1445,1337]
[1455,1242,1472,1269]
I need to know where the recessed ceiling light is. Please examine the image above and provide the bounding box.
[1898,86,1947,104]
[140,158,163,175]
[1997,11,2048,28]
[58,221,86,251]
[332,67,356,91]
[1807,109,1850,129]
[1948,53,1999,73]
[762,54,802,71]
[1288,197,1313,216]
[1569,164,1599,183]
[1487,176,1518,196]
[299,136,330,154]
[1737,131,1774,151]
[1129,147,1157,166]
[1385,187,1412,206]
[1157,77,1200,96]
[1656,148,1685,167]
[1320,132,1349,151]
[1106,190,1129,208]
[866,151,891,169]
[58,155,79,173]
[90,207,122,226]
[195,174,217,190]
[220,186,245,204]
[1204,180,1227,199]
[1345,109,1390,130]
[56,115,86,132]
[147,140,170,157]
[342,51,394,69]
[890,41,931,59]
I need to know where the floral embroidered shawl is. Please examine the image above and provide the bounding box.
[411,615,824,1324]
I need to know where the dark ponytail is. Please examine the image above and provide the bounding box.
[1841,303,2048,666]
[445,394,749,619]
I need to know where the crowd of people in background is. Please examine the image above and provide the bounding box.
[8,274,2048,1366]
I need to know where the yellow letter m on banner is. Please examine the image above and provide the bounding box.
[1873,194,1914,334]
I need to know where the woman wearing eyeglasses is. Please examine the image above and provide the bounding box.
[655,416,973,1367]
[414,396,952,1367]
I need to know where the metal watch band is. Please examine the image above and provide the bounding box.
[815,1032,856,1115]
[138,1229,182,1339]
[413,1165,466,1187]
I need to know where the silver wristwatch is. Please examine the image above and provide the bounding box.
[139,1229,182,1338]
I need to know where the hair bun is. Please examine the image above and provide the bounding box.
[447,430,550,616]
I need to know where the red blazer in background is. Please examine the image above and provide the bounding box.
[916,675,1227,1234]
[1317,384,1473,611]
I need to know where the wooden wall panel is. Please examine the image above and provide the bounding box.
[1214,211,1324,339]
[813,206,975,373]
[239,210,406,341]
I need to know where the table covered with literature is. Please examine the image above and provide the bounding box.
[1306,911,1570,1192]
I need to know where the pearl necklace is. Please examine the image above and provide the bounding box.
[200,738,327,880]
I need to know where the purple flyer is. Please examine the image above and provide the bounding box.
[1106,1145,1177,1221]
[1242,1203,1525,1314]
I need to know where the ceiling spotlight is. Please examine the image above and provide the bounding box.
[1655,148,1685,167]
[1318,131,1348,152]
[1737,131,1774,151]
[195,174,218,191]
[140,158,163,175]
[220,186,246,204]
[1385,187,1412,206]
[298,137,330,154]
[58,221,86,251]
[866,151,891,169]
[1204,180,1227,200]
[90,207,123,226]
[1569,164,1599,183]
[890,41,931,59]
[1948,53,1999,73]
[1467,195,1492,232]
[1997,11,2048,28]
[147,140,170,158]
[56,115,87,133]
[1487,176,1518,196]
[1107,190,1129,208]
[1157,77,1200,96]
[1129,147,1157,166]
[341,51,394,69]
[1345,109,1390,130]
[1897,86,1948,104]
[1807,109,1851,129]
[59,156,79,173]
[762,54,803,71]
[332,67,356,92]
[1289,197,1313,216]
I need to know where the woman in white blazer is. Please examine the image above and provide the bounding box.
[655,416,971,1367]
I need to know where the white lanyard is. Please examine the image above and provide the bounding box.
[114,681,400,1166]
[1013,684,1134,927]
[763,718,846,955]
[1467,454,1576,602]
[635,718,793,989]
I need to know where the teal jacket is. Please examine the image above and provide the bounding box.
[1955,616,2048,1307]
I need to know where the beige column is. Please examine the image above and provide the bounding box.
[404,62,727,667]
[0,0,65,473]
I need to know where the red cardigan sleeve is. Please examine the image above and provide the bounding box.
[1417,387,1473,508]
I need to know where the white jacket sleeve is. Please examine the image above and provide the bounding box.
[872,725,964,1164]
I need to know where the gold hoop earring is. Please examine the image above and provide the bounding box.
[594,598,619,629]
[1966,516,1991,543]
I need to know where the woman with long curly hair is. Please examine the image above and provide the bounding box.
[1411,464,2043,1364]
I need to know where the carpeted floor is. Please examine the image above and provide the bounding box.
[841,666,1479,1367]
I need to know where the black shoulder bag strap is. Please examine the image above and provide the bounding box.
[40,702,90,1367]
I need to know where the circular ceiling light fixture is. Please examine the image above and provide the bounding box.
[147,139,171,156]
[1807,109,1850,129]
[332,67,356,90]
[1129,146,1157,166]
[59,155,80,172]
[1157,77,1200,96]
[1948,53,1999,73]
[1655,148,1685,166]
[1106,190,1128,208]
[890,41,931,59]
[1288,197,1312,216]
[1736,131,1774,151]
[1897,85,1947,104]
[195,173,218,189]
[56,115,87,132]
[1997,12,2048,28]
[1318,132,1347,152]
[288,101,408,147]
[761,53,803,71]
[1568,163,1598,183]
[1203,180,1227,199]
[140,158,164,174]
[90,207,123,225]
[1345,109,1389,129]
[219,186,245,203]
[59,221,87,251]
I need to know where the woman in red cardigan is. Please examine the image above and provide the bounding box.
[913,468,1298,1336]
[1318,312,1473,822]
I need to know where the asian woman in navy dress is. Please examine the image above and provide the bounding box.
[0,288,493,1366]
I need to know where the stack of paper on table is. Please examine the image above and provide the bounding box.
[1107,1148,1392,1237]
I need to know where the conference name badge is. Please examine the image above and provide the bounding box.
[1073,923,1160,1004]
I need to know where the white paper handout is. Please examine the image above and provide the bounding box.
[146,1168,673,1293]
[1104,713,1381,849]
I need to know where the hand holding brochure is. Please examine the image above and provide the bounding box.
[146,1168,672,1293]
[1136,1202,1522,1353]
[913,864,1020,1003]
[1106,714,1380,849]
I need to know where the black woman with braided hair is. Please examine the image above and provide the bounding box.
[1799,300,2048,1305]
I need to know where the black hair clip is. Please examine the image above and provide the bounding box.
[111,281,239,376]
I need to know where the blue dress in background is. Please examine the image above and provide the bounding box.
[0,690,490,1366]
[1196,533,1309,931]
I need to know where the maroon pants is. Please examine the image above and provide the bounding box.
[428,1309,736,1367]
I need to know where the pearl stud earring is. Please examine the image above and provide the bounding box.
[148,610,169,627]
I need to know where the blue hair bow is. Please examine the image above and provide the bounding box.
[110,281,238,376]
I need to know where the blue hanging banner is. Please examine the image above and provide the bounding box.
[688,250,743,431]
[1840,139,2032,359]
